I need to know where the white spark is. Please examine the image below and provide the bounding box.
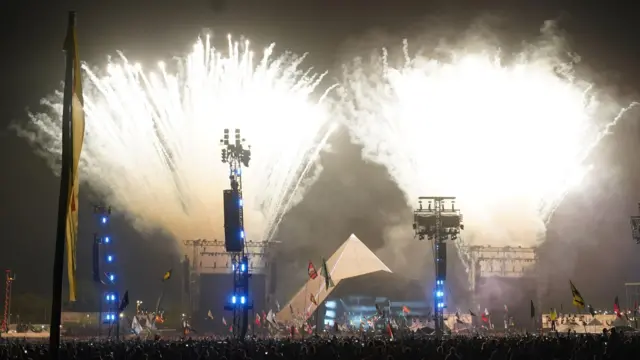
[340,39,636,247]
[23,35,332,245]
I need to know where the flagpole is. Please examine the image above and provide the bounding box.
[49,11,76,359]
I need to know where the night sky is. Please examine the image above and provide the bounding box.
[1,0,640,315]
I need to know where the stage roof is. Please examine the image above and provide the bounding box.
[275,233,391,322]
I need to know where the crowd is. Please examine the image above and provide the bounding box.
[1,329,640,360]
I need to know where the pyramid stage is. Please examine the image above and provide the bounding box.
[276,234,430,325]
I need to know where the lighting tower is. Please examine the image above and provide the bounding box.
[1,270,15,333]
[630,203,640,244]
[94,205,119,338]
[220,128,252,339]
[413,196,463,339]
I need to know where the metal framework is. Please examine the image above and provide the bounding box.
[94,205,119,338]
[1,270,15,332]
[413,196,463,339]
[220,128,252,339]
[625,283,640,316]
[181,239,278,317]
[461,245,537,292]
[630,203,640,244]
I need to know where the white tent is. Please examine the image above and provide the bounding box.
[275,234,391,323]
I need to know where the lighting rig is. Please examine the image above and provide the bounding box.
[413,196,463,339]
[630,203,640,244]
[220,128,252,339]
[93,205,119,338]
[1,270,15,333]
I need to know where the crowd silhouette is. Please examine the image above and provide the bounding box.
[1,328,640,360]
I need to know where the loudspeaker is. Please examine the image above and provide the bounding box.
[92,234,101,283]
[223,189,243,252]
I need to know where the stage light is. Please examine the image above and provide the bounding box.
[101,217,108,224]
[436,291,444,297]
[232,296,237,304]
[107,255,113,263]
[104,236,110,243]
[438,302,444,308]
[240,230,245,239]
[240,296,246,304]
[326,310,336,318]
[239,199,243,207]
[326,301,337,309]
[241,263,246,272]
[108,273,115,282]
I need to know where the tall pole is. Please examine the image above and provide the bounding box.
[413,196,462,340]
[221,128,252,339]
[49,12,76,358]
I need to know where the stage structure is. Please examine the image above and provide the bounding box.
[93,205,120,338]
[220,128,253,339]
[1,270,15,332]
[630,203,640,244]
[412,196,463,339]
[625,282,640,312]
[182,239,278,319]
[461,245,537,295]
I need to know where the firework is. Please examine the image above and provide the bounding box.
[22,35,333,244]
[340,38,636,247]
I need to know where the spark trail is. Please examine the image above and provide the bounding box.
[340,36,636,248]
[21,35,333,246]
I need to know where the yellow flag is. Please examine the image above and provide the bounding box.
[163,269,172,281]
[65,17,85,302]
[570,280,585,309]
[550,309,557,321]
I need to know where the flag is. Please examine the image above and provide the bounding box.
[60,12,86,302]
[310,294,318,306]
[570,280,585,309]
[320,258,334,289]
[118,290,129,312]
[402,306,410,314]
[469,309,476,317]
[481,313,489,323]
[308,261,318,279]
[587,304,596,317]
[222,317,227,326]
[550,309,557,321]
[162,269,172,281]
[386,323,394,339]
[276,299,281,312]
[530,300,535,319]
[255,313,261,326]
[289,304,294,315]
[614,296,622,317]
[207,310,214,320]
[131,316,143,335]
[504,304,509,312]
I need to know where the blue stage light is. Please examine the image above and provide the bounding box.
[241,263,246,272]
[240,230,245,239]
[239,199,243,207]
[109,273,115,282]
[101,217,108,224]
[232,296,237,304]
[241,296,246,304]
[107,255,113,262]
[104,236,110,243]
[436,291,444,297]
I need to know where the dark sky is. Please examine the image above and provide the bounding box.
[1,0,640,314]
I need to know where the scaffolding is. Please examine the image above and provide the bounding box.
[1,270,15,332]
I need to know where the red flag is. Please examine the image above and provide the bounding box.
[386,323,394,339]
[614,296,622,318]
[308,261,318,279]
[255,313,261,326]
[481,313,489,323]
[402,306,410,314]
